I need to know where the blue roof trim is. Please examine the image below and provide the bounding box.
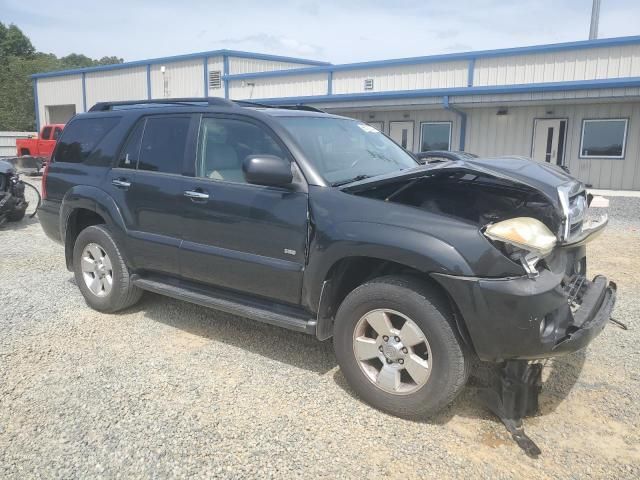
[30,49,330,79]
[223,35,640,81]
[247,76,640,105]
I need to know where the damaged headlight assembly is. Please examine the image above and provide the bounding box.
[483,217,557,278]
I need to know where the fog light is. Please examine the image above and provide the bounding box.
[539,314,557,339]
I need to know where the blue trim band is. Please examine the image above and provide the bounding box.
[30,49,330,79]
[247,76,640,105]
[82,73,87,112]
[467,58,475,87]
[146,64,152,99]
[33,79,40,132]
[327,71,333,95]
[223,55,230,99]
[203,57,209,98]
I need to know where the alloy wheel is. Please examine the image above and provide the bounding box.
[81,242,113,297]
[352,309,432,395]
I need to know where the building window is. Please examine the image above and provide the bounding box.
[580,119,628,159]
[420,122,452,152]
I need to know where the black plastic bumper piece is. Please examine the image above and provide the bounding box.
[480,360,543,458]
[432,271,617,361]
[552,277,616,354]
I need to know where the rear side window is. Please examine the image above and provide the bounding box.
[54,117,119,163]
[138,116,190,174]
[42,127,52,140]
[117,121,145,169]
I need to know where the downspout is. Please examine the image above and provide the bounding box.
[33,78,40,132]
[442,95,467,151]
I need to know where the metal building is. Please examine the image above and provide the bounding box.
[32,36,640,190]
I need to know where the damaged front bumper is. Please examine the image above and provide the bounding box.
[432,249,616,362]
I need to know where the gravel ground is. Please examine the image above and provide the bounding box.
[1,181,639,479]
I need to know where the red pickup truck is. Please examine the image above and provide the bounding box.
[16,124,65,158]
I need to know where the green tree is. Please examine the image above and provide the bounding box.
[0,23,35,58]
[0,22,123,131]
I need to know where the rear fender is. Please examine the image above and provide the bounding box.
[60,185,129,270]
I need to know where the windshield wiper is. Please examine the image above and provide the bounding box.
[331,174,372,187]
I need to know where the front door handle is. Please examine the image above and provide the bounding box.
[184,190,210,200]
[112,179,131,189]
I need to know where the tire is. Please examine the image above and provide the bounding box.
[7,208,26,222]
[333,275,470,419]
[73,224,142,313]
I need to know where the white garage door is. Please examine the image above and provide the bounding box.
[46,105,77,124]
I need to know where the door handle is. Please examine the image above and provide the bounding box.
[184,190,210,200]
[112,179,131,189]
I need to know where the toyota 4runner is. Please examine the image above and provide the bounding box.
[38,98,616,453]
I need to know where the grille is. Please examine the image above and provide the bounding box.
[564,274,587,310]
[208,70,222,89]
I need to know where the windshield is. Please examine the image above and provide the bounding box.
[277,117,418,185]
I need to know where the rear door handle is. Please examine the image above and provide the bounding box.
[184,190,210,200]
[112,179,131,189]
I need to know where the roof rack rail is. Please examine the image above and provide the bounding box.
[89,97,236,112]
[276,104,326,113]
[233,100,274,108]
[234,101,325,113]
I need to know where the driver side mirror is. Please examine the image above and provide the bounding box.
[242,155,293,187]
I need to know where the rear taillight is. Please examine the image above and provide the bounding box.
[41,161,49,200]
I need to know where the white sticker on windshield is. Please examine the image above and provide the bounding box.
[357,123,379,133]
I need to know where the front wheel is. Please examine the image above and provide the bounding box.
[333,275,470,419]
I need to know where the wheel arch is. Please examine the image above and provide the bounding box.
[60,186,129,271]
[314,255,474,351]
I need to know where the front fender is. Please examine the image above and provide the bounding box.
[302,220,475,312]
[60,185,128,269]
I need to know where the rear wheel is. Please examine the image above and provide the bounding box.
[73,225,142,312]
[333,275,470,419]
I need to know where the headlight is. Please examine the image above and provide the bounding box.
[484,217,557,257]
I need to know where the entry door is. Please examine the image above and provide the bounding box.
[389,121,415,151]
[179,115,309,305]
[532,119,567,166]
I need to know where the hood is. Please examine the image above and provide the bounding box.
[341,156,583,208]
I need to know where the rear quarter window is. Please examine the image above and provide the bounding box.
[54,117,120,163]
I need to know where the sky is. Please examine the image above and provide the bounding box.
[2,0,640,64]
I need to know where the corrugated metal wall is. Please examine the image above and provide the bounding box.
[465,102,640,190]
[85,67,147,106]
[36,75,84,124]
[228,73,328,100]
[338,100,640,190]
[332,61,468,94]
[150,59,204,99]
[0,132,36,157]
[228,58,314,74]
[474,44,640,86]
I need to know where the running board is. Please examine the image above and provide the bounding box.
[132,275,317,335]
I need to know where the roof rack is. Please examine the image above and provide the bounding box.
[89,97,236,112]
[233,100,325,113]
[276,104,326,113]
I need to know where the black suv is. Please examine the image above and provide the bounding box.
[39,98,615,425]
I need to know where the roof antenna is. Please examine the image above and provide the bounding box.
[589,0,601,40]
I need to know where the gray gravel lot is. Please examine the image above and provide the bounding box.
[1,181,639,479]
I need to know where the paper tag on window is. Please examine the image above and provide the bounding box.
[358,123,379,133]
